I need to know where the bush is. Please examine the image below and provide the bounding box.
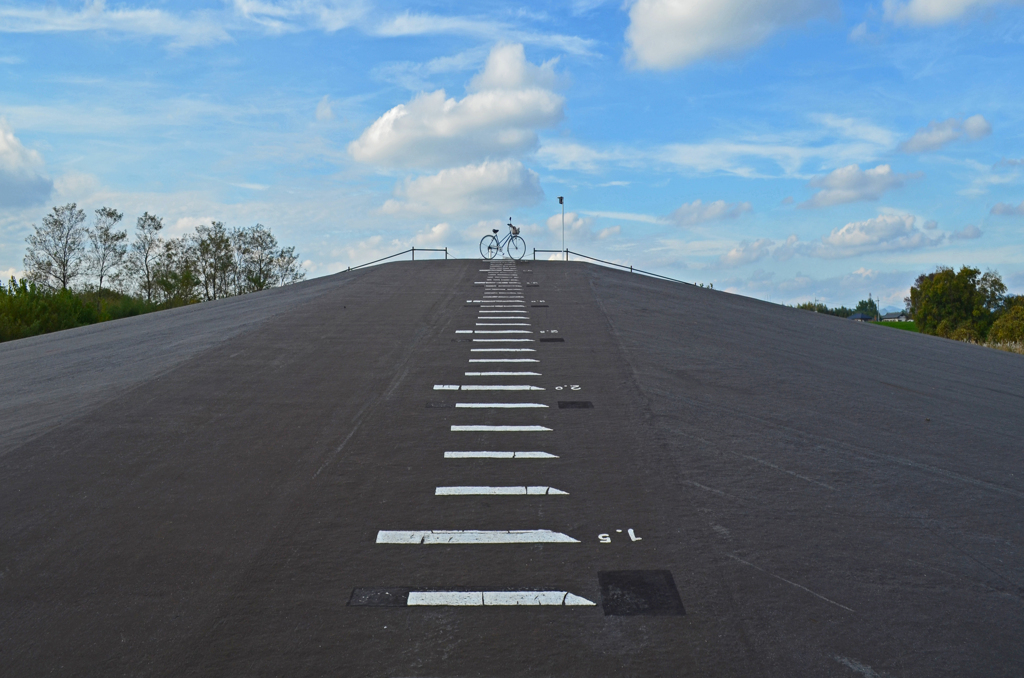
[0,278,98,342]
[990,306,1024,344]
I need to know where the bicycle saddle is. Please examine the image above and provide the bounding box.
[492,229,499,234]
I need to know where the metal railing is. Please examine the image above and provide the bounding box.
[532,248,565,261]
[566,250,692,285]
[346,247,448,272]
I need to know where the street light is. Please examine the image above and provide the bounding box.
[558,196,564,261]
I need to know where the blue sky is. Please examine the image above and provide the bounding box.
[1,0,1023,308]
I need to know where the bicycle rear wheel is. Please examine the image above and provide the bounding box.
[508,235,526,260]
[479,235,500,259]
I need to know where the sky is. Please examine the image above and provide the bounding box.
[1,0,1023,309]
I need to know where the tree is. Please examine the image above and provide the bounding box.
[989,306,1024,345]
[275,245,305,286]
[907,266,1005,338]
[130,213,164,302]
[232,224,278,293]
[193,221,234,301]
[88,207,127,291]
[23,203,88,290]
[154,237,201,305]
[855,295,879,319]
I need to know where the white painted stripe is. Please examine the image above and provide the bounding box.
[451,425,552,432]
[462,385,545,391]
[455,402,547,408]
[472,339,535,342]
[470,348,536,352]
[465,371,541,376]
[468,358,540,364]
[444,451,558,459]
[456,330,472,334]
[474,330,533,334]
[476,316,529,320]
[434,385,543,391]
[406,590,594,606]
[435,486,568,495]
[376,529,576,544]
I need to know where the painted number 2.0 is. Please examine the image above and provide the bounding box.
[599,529,642,543]
[554,385,581,391]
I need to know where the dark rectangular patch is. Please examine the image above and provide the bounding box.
[526,283,540,286]
[451,338,472,342]
[348,588,411,607]
[531,304,549,307]
[558,401,593,409]
[426,402,454,408]
[539,337,564,342]
[598,571,685,616]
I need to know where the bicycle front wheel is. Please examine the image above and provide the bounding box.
[479,235,500,259]
[508,235,526,260]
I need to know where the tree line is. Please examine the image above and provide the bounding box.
[796,266,1024,352]
[2,203,305,342]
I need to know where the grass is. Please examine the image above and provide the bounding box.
[871,320,918,332]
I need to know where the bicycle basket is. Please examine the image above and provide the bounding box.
[511,226,520,235]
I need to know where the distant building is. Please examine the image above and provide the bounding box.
[849,312,874,321]
[880,311,909,322]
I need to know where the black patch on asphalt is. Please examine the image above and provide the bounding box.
[558,401,593,409]
[531,304,549,307]
[451,338,472,342]
[348,588,411,607]
[539,337,564,342]
[598,571,685,616]
[426,402,455,408]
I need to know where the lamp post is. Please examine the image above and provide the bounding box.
[558,196,564,261]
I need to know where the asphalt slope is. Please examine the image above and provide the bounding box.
[1,259,1021,677]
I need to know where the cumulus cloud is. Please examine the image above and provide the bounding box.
[800,164,917,208]
[900,115,992,153]
[545,211,621,242]
[348,43,563,169]
[412,222,456,246]
[381,159,543,216]
[0,117,53,208]
[951,224,982,239]
[624,0,828,70]
[669,199,751,227]
[991,201,1024,215]
[883,0,1015,24]
[807,214,942,257]
[923,219,938,229]
[719,238,774,267]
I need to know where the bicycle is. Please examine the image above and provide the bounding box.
[479,218,526,260]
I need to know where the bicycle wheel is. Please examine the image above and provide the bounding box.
[508,235,526,260]
[479,234,500,259]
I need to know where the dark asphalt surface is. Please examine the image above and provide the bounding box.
[1,259,1022,677]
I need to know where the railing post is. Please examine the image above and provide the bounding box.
[445,247,448,260]
[412,246,415,261]
[533,248,536,261]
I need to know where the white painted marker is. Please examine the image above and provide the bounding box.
[451,425,552,432]
[376,529,575,544]
[470,348,536,352]
[465,372,542,376]
[434,385,543,391]
[406,591,594,606]
[444,451,558,459]
[468,359,539,363]
[435,486,568,495]
[472,338,535,342]
[455,402,547,408]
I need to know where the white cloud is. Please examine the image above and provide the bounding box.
[411,222,457,247]
[806,213,943,257]
[951,224,982,239]
[0,118,53,208]
[991,201,1024,215]
[381,159,543,216]
[669,199,751,227]
[719,238,774,267]
[536,141,631,172]
[580,210,664,224]
[316,95,334,121]
[900,115,992,153]
[372,12,596,56]
[0,1,232,49]
[883,0,1016,25]
[800,164,917,208]
[544,211,622,242]
[923,219,938,229]
[348,43,563,169]
[232,0,366,33]
[624,0,829,70]
[373,48,487,90]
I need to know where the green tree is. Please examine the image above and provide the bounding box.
[130,213,164,302]
[855,295,879,319]
[193,221,234,300]
[23,203,89,290]
[154,237,201,305]
[989,306,1024,344]
[87,207,127,291]
[907,266,1005,338]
